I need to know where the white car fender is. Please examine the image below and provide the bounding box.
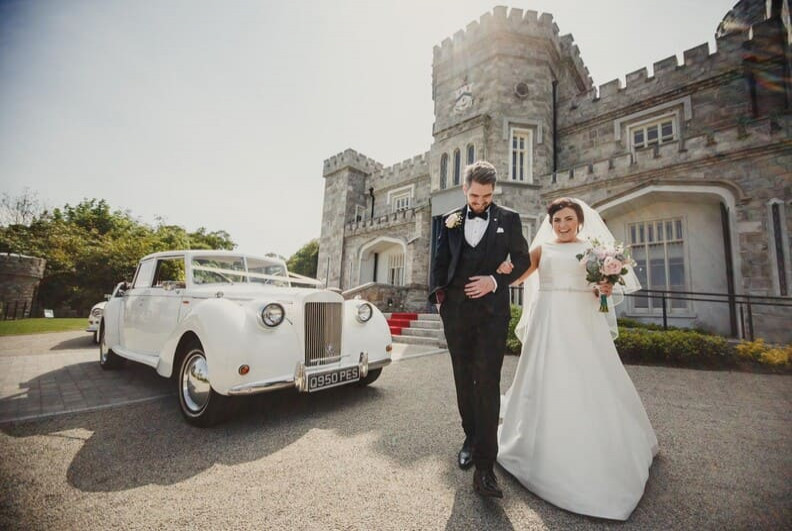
[342,300,393,363]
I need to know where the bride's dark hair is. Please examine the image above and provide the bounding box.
[547,198,585,230]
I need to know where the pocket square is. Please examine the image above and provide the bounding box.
[497,227,505,233]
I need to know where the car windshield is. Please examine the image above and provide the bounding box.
[191,255,289,286]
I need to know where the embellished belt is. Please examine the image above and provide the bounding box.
[538,286,592,292]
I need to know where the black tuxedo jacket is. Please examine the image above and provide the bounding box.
[429,203,531,315]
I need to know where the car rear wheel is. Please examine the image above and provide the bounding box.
[178,342,231,427]
[357,368,382,387]
[99,324,125,370]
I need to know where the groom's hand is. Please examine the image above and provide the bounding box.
[465,276,496,299]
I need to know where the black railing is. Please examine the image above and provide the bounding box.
[625,289,791,340]
[507,286,792,340]
[1,299,42,320]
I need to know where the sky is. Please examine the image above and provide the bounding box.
[0,0,740,258]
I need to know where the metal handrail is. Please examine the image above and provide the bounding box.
[507,286,790,341]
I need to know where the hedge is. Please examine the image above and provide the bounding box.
[506,305,790,371]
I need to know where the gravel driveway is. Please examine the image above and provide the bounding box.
[0,333,790,530]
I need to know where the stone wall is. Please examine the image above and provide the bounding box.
[0,253,46,318]
[343,282,430,313]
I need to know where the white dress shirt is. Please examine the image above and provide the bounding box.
[463,207,497,292]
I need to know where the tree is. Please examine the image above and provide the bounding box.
[0,196,236,312]
[287,239,319,278]
[0,188,44,226]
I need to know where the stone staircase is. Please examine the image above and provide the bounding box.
[385,312,446,348]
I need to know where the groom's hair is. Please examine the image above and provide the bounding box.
[464,161,497,188]
[547,198,585,227]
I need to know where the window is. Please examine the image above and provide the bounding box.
[768,199,790,296]
[132,260,156,288]
[509,128,533,183]
[354,205,366,222]
[453,149,461,186]
[440,153,448,189]
[392,192,410,212]
[388,253,404,286]
[152,258,186,288]
[388,185,414,213]
[630,116,675,149]
[467,144,475,165]
[628,218,688,312]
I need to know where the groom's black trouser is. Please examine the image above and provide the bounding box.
[440,295,508,471]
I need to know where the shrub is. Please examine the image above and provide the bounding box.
[736,339,791,367]
[615,328,730,367]
[506,305,523,354]
[617,317,713,335]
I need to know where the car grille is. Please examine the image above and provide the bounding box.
[304,302,342,367]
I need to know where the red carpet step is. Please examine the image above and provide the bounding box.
[387,313,418,336]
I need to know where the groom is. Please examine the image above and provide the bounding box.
[429,161,530,498]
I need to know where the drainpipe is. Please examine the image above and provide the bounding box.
[552,80,558,173]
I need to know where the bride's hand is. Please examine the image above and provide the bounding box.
[597,281,614,297]
[496,261,514,274]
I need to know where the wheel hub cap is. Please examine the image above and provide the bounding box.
[182,352,210,413]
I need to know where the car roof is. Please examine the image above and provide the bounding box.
[139,250,287,267]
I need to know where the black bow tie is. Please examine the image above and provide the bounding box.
[467,209,489,221]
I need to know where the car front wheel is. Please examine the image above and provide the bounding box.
[99,324,125,370]
[178,342,231,427]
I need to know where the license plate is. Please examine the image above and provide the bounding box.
[307,366,360,392]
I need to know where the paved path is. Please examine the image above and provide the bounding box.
[0,331,171,423]
[1,331,790,529]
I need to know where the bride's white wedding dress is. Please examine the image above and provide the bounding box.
[497,240,658,521]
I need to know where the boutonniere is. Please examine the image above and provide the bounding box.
[445,212,463,229]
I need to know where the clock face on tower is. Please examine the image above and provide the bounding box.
[453,84,473,114]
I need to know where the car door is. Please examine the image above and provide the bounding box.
[138,256,186,355]
[122,258,156,354]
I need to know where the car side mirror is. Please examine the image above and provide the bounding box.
[104,293,111,301]
[117,282,131,297]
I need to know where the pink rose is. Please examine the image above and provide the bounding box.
[601,257,623,276]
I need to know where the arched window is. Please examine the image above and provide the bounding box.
[467,144,475,165]
[440,154,448,189]
[453,149,461,186]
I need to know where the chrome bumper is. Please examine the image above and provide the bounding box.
[226,352,392,396]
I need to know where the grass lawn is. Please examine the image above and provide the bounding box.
[0,318,86,336]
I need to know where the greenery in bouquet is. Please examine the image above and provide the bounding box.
[576,238,635,312]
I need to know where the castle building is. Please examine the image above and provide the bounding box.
[318,0,792,342]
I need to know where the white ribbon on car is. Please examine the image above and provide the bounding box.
[191,265,324,287]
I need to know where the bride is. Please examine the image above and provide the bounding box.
[496,197,658,521]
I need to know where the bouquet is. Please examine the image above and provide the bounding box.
[576,238,636,312]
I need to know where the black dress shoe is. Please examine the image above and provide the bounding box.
[457,439,474,470]
[473,469,503,498]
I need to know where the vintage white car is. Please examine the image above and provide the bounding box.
[86,301,105,343]
[99,250,392,426]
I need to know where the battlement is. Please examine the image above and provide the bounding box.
[323,148,383,177]
[543,116,786,189]
[376,152,430,182]
[433,6,592,89]
[562,23,762,122]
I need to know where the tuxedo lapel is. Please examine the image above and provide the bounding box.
[483,204,501,261]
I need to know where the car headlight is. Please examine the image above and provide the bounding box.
[356,302,373,323]
[261,303,285,327]
[91,308,103,318]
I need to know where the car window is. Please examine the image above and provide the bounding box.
[192,256,246,285]
[132,260,156,288]
[152,257,186,289]
[247,258,289,287]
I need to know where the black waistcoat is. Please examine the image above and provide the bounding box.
[450,232,489,289]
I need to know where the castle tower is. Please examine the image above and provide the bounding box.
[429,6,593,217]
[317,149,382,288]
